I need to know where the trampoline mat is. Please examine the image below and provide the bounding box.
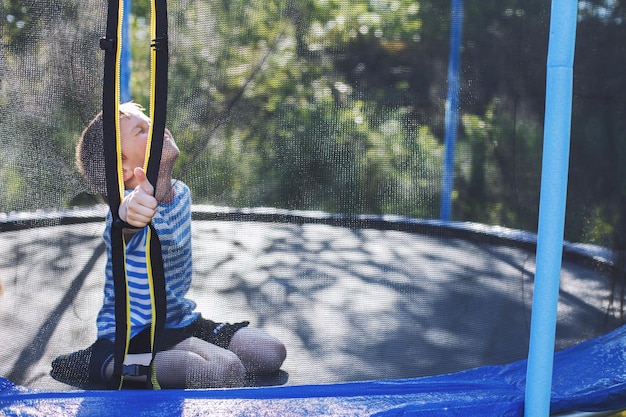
[0,216,618,391]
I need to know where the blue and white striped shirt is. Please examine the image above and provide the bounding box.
[97,180,199,341]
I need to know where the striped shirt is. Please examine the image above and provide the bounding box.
[97,180,199,341]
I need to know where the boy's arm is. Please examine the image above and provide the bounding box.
[119,168,158,229]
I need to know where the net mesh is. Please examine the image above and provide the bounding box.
[0,0,625,392]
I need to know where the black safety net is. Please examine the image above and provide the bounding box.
[1,0,625,396]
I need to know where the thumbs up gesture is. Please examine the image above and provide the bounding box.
[119,167,158,228]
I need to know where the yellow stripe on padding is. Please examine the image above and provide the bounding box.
[116,0,130,390]
[145,227,162,390]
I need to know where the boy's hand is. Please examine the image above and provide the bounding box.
[119,167,157,228]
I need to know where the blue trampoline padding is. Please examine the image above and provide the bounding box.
[2,325,626,416]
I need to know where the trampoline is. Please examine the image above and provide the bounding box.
[2,0,626,415]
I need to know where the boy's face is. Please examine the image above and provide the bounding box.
[119,113,179,189]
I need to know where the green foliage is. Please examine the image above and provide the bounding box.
[304,0,422,46]
[161,0,443,218]
[132,0,150,18]
[1,0,34,50]
[129,14,151,106]
[2,0,626,249]
[1,0,102,212]
[457,102,542,230]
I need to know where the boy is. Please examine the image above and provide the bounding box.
[51,103,286,389]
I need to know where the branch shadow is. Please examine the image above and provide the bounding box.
[192,221,617,384]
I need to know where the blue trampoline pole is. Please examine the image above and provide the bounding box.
[524,1,578,416]
[440,0,463,222]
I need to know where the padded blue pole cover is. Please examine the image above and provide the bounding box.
[524,1,578,415]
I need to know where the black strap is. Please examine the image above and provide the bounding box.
[100,0,169,390]
[143,0,169,390]
[145,0,168,188]
[100,0,122,215]
[100,0,126,390]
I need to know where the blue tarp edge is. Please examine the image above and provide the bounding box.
[1,325,626,416]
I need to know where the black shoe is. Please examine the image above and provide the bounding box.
[50,338,114,389]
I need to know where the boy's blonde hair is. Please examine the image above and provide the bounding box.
[76,103,149,198]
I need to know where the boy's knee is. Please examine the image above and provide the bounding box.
[229,328,286,374]
[214,349,246,387]
[261,337,287,372]
[182,349,245,389]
